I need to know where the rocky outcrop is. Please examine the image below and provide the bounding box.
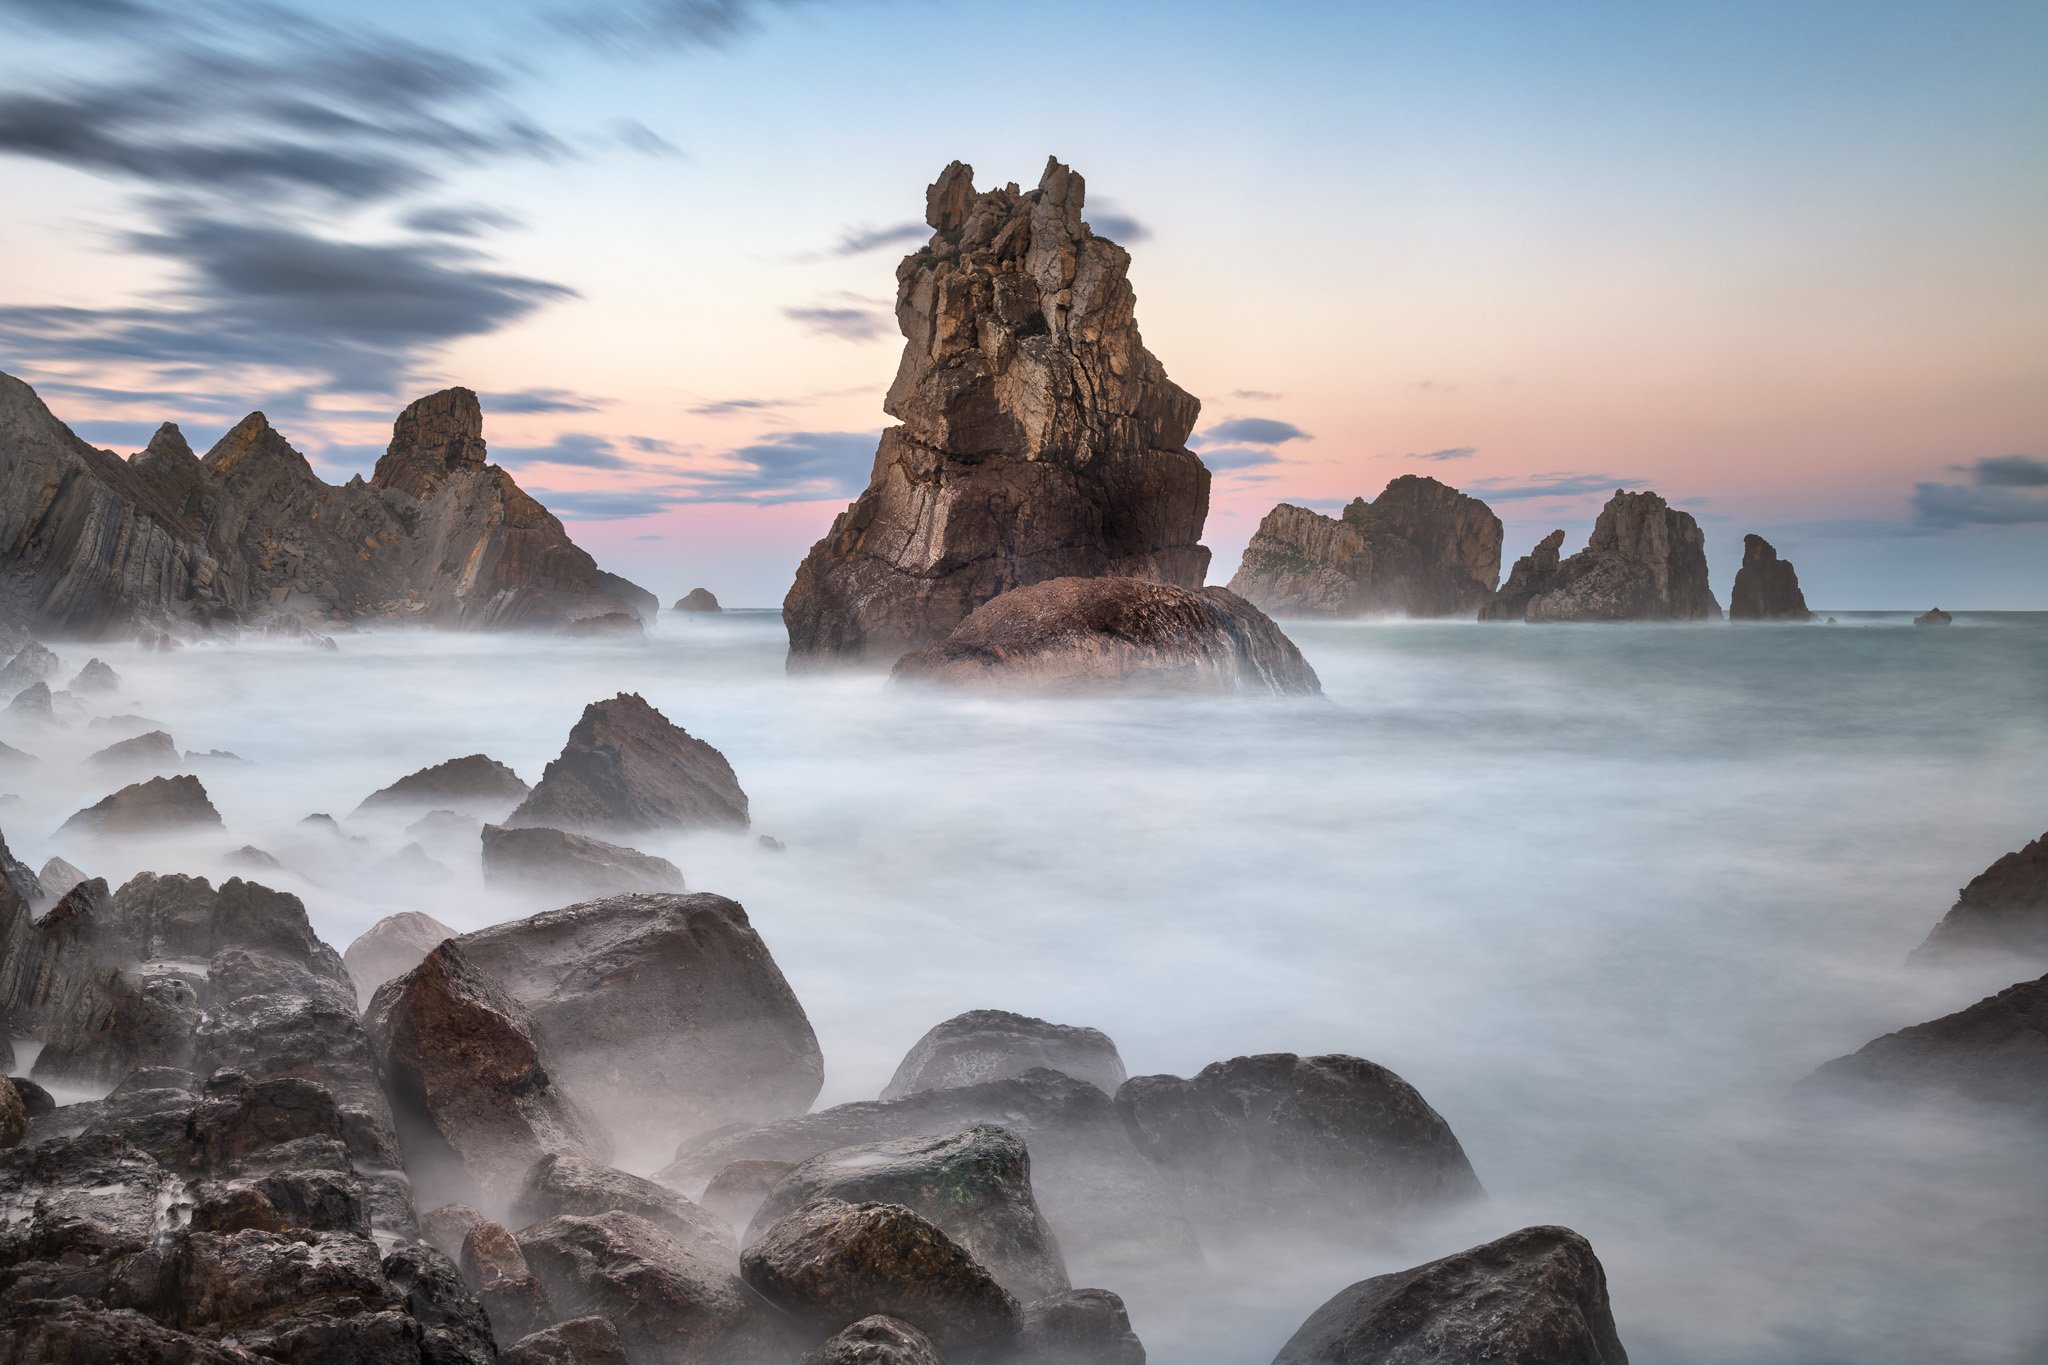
[0,370,652,636]
[1916,607,1953,626]
[355,752,529,817]
[6,681,53,722]
[883,1008,1126,1100]
[1480,492,1720,622]
[508,693,749,835]
[453,892,822,1167]
[803,1315,944,1365]
[1727,534,1814,621]
[86,728,180,769]
[0,641,61,688]
[784,159,1211,666]
[892,577,1321,695]
[482,823,685,899]
[342,909,456,1009]
[1114,1053,1483,1239]
[675,588,722,613]
[58,773,221,835]
[1914,832,2048,964]
[68,656,120,692]
[1017,1288,1147,1365]
[1270,1225,1629,1364]
[1806,973,2048,1120]
[1229,478,1503,618]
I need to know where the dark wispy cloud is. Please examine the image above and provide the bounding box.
[403,205,524,238]
[550,0,815,54]
[526,487,674,519]
[831,221,929,255]
[480,387,604,414]
[1408,446,1477,462]
[490,432,635,470]
[1914,453,2048,526]
[1227,389,1284,402]
[1196,417,1310,446]
[679,429,877,502]
[1200,446,1281,472]
[1468,472,1641,501]
[1087,210,1150,243]
[689,396,788,416]
[784,302,892,342]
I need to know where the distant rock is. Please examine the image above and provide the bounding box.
[562,612,644,638]
[86,728,180,769]
[482,823,685,898]
[892,577,1322,696]
[59,773,222,835]
[1807,973,2048,1120]
[5,681,53,722]
[1228,477,1503,617]
[88,712,162,733]
[1727,534,1814,621]
[408,808,483,844]
[343,910,457,1009]
[355,753,529,817]
[227,845,284,873]
[1271,1224,1630,1365]
[802,1315,943,1365]
[883,1008,1126,1100]
[187,748,247,763]
[674,588,722,613]
[1915,607,1953,626]
[1480,491,1721,622]
[785,159,1211,666]
[508,693,750,835]
[0,642,60,689]
[67,657,120,693]
[0,738,33,766]
[32,856,86,910]
[1913,831,2048,965]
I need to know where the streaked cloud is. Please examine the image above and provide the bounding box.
[1197,417,1310,446]
[784,302,891,342]
[1408,447,1476,462]
[1468,472,1642,501]
[1201,446,1281,472]
[491,432,634,470]
[1914,453,2048,526]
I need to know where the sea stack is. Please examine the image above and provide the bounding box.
[1480,490,1720,622]
[783,158,1211,666]
[1728,534,1815,620]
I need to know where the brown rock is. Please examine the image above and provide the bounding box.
[462,1216,550,1340]
[1015,1287,1147,1365]
[891,576,1321,695]
[1727,534,1814,621]
[801,1315,944,1365]
[354,753,529,817]
[1914,831,2048,964]
[1229,478,1503,618]
[784,159,1211,666]
[674,588,722,613]
[0,1070,23,1148]
[482,823,685,899]
[504,1315,632,1365]
[883,1007,1126,1101]
[507,692,749,835]
[421,1202,487,1261]
[58,774,221,836]
[1915,607,1953,626]
[1481,491,1720,622]
[342,910,457,1010]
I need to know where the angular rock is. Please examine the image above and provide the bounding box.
[1228,478,1503,618]
[700,1159,798,1235]
[1914,831,2048,964]
[421,1202,488,1261]
[512,1151,734,1250]
[58,774,221,835]
[68,657,122,693]
[9,1075,54,1117]
[0,737,34,767]
[381,1239,500,1365]
[801,1315,944,1365]
[0,1302,265,1363]
[1480,492,1720,622]
[1015,1287,1146,1365]
[355,752,530,817]
[1727,534,1814,621]
[7,680,54,721]
[0,1070,22,1148]
[1114,1053,1483,1238]
[1807,973,2048,1120]
[482,822,685,899]
[785,159,1211,666]
[1916,607,1953,626]
[32,854,87,909]
[884,1008,1126,1100]
[562,611,643,638]
[674,588,722,613]
[343,910,456,1009]
[1271,1225,1629,1365]
[87,729,180,769]
[454,891,820,1165]
[188,1168,369,1237]
[509,692,749,835]
[0,641,60,689]
[892,577,1321,696]
[462,1216,550,1340]
[504,1315,632,1365]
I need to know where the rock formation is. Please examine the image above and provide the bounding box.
[0,371,652,636]
[1228,477,1503,617]
[59,773,222,834]
[0,641,60,689]
[1806,973,2047,1120]
[803,1315,945,1365]
[86,728,180,769]
[1913,831,2048,963]
[343,909,457,1009]
[891,577,1322,695]
[1727,534,1814,621]
[784,159,1211,665]
[482,823,685,899]
[883,1008,1127,1100]
[1916,607,1953,626]
[1270,1224,1630,1364]
[68,656,120,692]
[675,588,722,613]
[509,693,750,834]
[355,753,530,817]
[1480,491,1721,622]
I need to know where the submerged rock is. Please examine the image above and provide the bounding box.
[892,577,1321,696]
[1727,534,1814,621]
[355,752,529,817]
[1271,1224,1630,1365]
[59,773,222,835]
[1916,607,1953,626]
[1481,491,1720,622]
[785,159,1211,666]
[1913,831,2048,965]
[1807,973,2048,1120]
[482,822,685,899]
[883,1008,1126,1101]
[342,909,456,1009]
[675,588,722,613]
[1228,478,1503,618]
[508,692,750,835]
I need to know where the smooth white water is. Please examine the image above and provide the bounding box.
[4,610,2044,1363]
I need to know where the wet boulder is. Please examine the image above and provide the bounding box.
[1913,830,2048,965]
[507,692,749,835]
[512,1151,734,1250]
[58,774,222,836]
[462,1216,550,1341]
[0,1302,264,1363]
[421,1202,487,1261]
[802,1315,944,1365]
[9,1074,54,1117]
[674,588,722,613]
[355,752,530,817]
[0,1073,22,1149]
[382,1238,500,1365]
[883,1008,1127,1100]
[1807,973,2048,1120]
[188,1168,368,1237]
[700,1158,796,1231]
[482,822,685,899]
[1270,1225,1629,1365]
[1015,1287,1147,1365]
[343,909,456,1010]
[504,1315,632,1365]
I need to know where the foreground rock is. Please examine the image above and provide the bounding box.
[1916,607,1953,626]
[512,1151,734,1250]
[1228,478,1503,618]
[1017,1288,1146,1365]
[742,1197,1021,1349]
[356,752,530,816]
[892,577,1321,695]
[504,1315,632,1365]
[802,1315,944,1365]
[343,909,457,1008]
[1727,534,1814,621]
[1806,973,2048,1120]
[482,822,685,899]
[785,159,1211,666]
[1271,1225,1630,1364]
[1480,491,1720,622]
[675,588,722,613]
[454,892,821,1166]
[58,773,221,835]
[1913,831,2048,964]
[884,1008,1126,1100]
[508,693,750,834]
[1114,1053,1483,1239]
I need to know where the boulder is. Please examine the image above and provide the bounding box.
[700,1158,797,1231]
[674,588,722,613]
[802,1315,944,1365]
[512,1151,735,1250]
[1806,973,2048,1120]
[785,159,1211,666]
[892,577,1321,696]
[9,1074,54,1117]
[1726,534,1814,621]
[482,822,686,899]
[0,1303,265,1363]
[741,1197,1022,1349]
[0,641,60,689]
[354,752,530,816]
[453,891,821,1166]
[1015,1287,1147,1365]
[504,1315,632,1365]
[462,1216,550,1340]
[421,1202,487,1260]
[343,909,456,1009]
[0,1070,22,1148]
[747,1126,1068,1304]
[563,611,644,638]
[86,729,180,769]
[884,1008,1127,1100]
[68,657,122,692]
[381,1239,500,1365]
[1913,831,2048,964]
[1228,479,1503,618]
[1270,1225,1629,1365]
[507,692,750,834]
[365,940,612,1209]
[1480,492,1720,622]
[1114,1054,1483,1238]
[1915,607,1953,626]
[58,774,222,835]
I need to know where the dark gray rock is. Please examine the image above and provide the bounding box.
[1229,479,1503,619]
[507,693,749,835]
[1807,973,2048,1120]
[58,774,221,836]
[0,1301,264,1363]
[802,1315,944,1365]
[884,1008,1126,1100]
[343,910,456,1010]
[482,822,685,899]
[1727,534,1813,621]
[1481,491,1720,622]
[355,753,530,817]
[1915,607,1953,626]
[1914,831,2048,965]
[512,1151,734,1250]
[86,729,180,770]
[1014,1287,1146,1365]
[7,681,54,722]
[382,1238,499,1365]
[503,1315,632,1365]
[1476,526,1562,623]
[674,588,722,613]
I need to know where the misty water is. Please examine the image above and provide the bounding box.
[6,611,2046,1363]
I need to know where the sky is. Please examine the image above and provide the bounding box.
[1,0,2044,608]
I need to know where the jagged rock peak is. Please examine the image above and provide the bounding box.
[374,387,488,500]
[136,422,196,464]
[201,410,312,479]
[1729,533,1815,621]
